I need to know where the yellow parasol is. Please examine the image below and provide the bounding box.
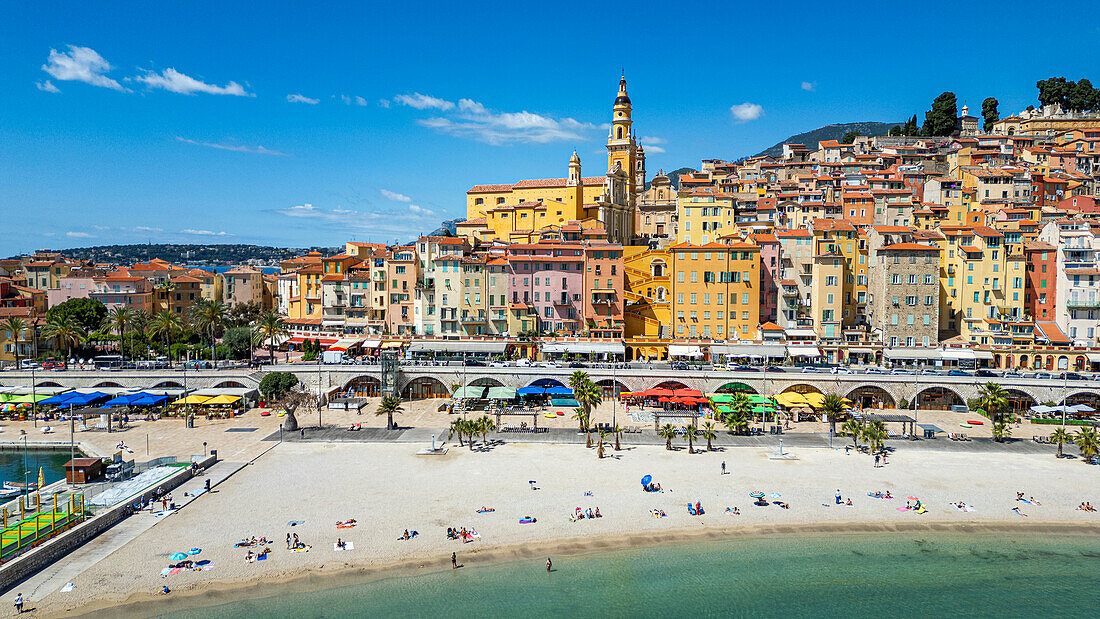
[38,466,45,490]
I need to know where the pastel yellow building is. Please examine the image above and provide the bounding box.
[669,242,761,340]
[676,189,735,244]
[623,246,671,340]
[936,225,1026,344]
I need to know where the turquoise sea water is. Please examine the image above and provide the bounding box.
[162,532,1100,618]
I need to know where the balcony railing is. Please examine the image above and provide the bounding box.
[1067,299,1100,309]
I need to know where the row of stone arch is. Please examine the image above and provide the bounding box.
[20,380,248,390]
[337,374,1100,414]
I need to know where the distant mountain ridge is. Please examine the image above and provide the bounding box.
[754,122,900,158]
[14,243,341,265]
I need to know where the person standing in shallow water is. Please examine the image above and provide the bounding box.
[546,557,552,572]
[452,552,457,569]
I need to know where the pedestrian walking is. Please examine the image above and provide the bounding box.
[13,593,24,614]
[286,533,291,550]
[721,461,726,475]
[835,489,842,504]
[451,552,457,569]
[874,454,880,467]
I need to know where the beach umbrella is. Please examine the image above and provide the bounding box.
[749,491,765,498]
[38,467,44,490]
[188,548,202,555]
[907,496,919,501]
[769,492,781,498]
[641,475,652,486]
[169,552,187,561]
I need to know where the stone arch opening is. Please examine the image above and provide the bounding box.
[781,384,823,395]
[153,381,184,388]
[94,381,122,388]
[402,376,449,399]
[1075,355,1088,370]
[1057,355,1069,370]
[343,376,381,398]
[846,385,896,410]
[654,286,667,302]
[1004,389,1037,416]
[652,380,689,391]
[715,382,757,394]
[35,381,62,388]
[529,378,565,388]
[213,380,245,389]
[1066,391,1100,412]
[595,379,628,398]
[470,377,503,388]
[915,386,963,411]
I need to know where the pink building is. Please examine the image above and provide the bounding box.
[48,276,96,307]
[507,241,585,335]
[582,243,624,339]
[91,275,154,313]
[750,233,780,323]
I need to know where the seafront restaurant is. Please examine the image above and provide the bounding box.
[538,340,625,363]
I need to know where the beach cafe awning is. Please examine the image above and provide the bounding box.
[409,340,508,354]
[668,345,703,358]
[360,339,382,349]
[941,348,976,360]
[774,392,810,408]
[786,345,822,358]
[545,386,574,396]
[287,336,339,347]
[381,341,403,349]
[540,342,625,355]
[204,395,242,405]
[453,386,487,399]
[172,395,212,406]
[1086,353,1100,363]
[326,337,364,352]
[130,393,170,406]
[802,392,827,408]
[487,386,517,400]
[6,393,51,404]
[39,391,82,406]
[517,386,545,396]
[709,393,735,403]
[104,393,141,407]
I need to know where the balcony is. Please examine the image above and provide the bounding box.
[1067,299,1100,310]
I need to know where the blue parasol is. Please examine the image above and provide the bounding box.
[187,548,201,555]
[749,491,765,498]
[769,492,781,498]
[641,475,652,486]
[169,552,187,561]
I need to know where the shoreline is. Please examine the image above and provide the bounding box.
[72,519,1100,618]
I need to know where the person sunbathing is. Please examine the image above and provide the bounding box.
[845,498,852,506]
[776,502,790,509]
[336,538,346,549]
[246,550,255,563]
[883,491,892,499]
[594,507,601,518]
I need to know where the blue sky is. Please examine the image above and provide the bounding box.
[3,1,1099,255]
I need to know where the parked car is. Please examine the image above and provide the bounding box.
[19,360,39,370]
[1033,372,1053,380]
[919,369,940,375]
[1002,370,1023,378]
[42,358,66,370]
[763,366,785,373]
[864,367,887,375]
[489,361,510,367]
[975,369,997,377]
[1063,372,1086,381]
[830,367,852,374]
[568,362,588,368]
[889,368,913,375]
[946,369,971,377]
[728,365,758,372]
[800,366,823,373]
[462,359,486,367]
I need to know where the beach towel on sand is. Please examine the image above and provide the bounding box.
[896,507,910,512]
[287,520,305,527]
[334,542,355,552]
[160,568,171,577]
[60,583,75,593]
[169,567,182,575]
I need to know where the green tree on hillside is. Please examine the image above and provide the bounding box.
[921,92,958,137]
[46,298,107,334]
[840,131,859,144]
[981,97,999,132]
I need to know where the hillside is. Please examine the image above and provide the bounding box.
[754,122,899,158]
[17,243,341,265]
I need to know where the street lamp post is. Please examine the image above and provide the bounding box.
[316,352,323,429]
[31,363,36,428]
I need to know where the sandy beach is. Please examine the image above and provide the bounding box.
[23,436,1099,617]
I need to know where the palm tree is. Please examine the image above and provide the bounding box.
[977,382,1009,424]
[571,406,590,447]
[1050,427,1072,458]
[701,421,717,451]
[992,420,1012,443]
[863,420,887,453]
[253,311,289,365]
[722,409,749,435]
[375,395,403,430]
[574,379,603,448]
[476,415,495,444]
[613,423,622,451]
[841,419,863,450]
[190,299,228,361]
[596,429,608,459]
[41,315,86,360]
[730,392,752,425]
[658,423,677,450]
[104,306,134,361]
[567,370,590,394]
[448,418,466,447]
[1074,427,1099,464]
[2,317,28,367]
[682,425,696,454]
[820,393,847,436]
[148,310,182,362]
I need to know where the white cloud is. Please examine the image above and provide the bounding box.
[355,96,366,106]
[801,81,816,92]
[640,136,666,144]
[36,80,61,93]
[380,189,412,203]
[730,102,763,122]
[136,68,252,96]
[339,94,368,106]
[273,203,334,219]
[66,231,93,238]
[643,145,666,154]
[408,204,433,216]
[92,225,110,230]
[287,93,319,104]
[414,97,594,145]
[394,93,455,111]
[377,98,390,108]
[180,229,229,236]
[176,136,289,156]
[42,45,126,91]
[132,226,163,233]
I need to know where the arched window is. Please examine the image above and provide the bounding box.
[617,127,623,139]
